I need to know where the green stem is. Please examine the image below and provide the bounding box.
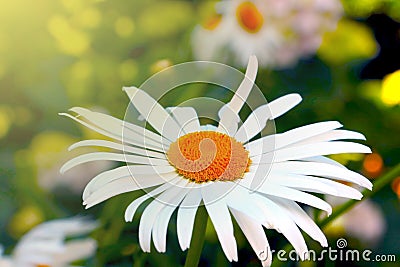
[184,205,208,267]
[272,163,400,266]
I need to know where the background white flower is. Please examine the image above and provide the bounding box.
[60,56,371,266]
[0,218,97,267]
[325,195,386,247]
[192,0,343,68]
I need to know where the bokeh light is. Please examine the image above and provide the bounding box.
[381,69,400,106]
[363,152,384,178]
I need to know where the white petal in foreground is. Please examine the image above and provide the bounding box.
[139,180,189,252]
[59,112,165,152]
[271,161,372,189]
[166,107,201,135]
[123,87,181,142]
[177,188,202,250]
[217,55,258,136]
[83,166,178,201]
[253,195,309,259]
[251,141,371,162]
[60,152,170,174]
[202,183,238,262]
[268,174,363,200]
[293,129,366,146]
[152,186,190,252]
[268,197,327,247]
[246,121,344,156]
[231,209,272,267]
[235,94,302,143]
[69,107,170,148]
[124,178,181,222]
[239,179,333,215]
[68,139,166,159]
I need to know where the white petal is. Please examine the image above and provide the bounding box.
[177,188,202,250]
[217,55,258,135]
[293,130,366,146]
[15,241,64,254]
[300,156,346,169]
[124,178,180,222]
[61,152,169,174]
[235,94,302,143]
[202,183,238,262]
[253,195,309,259]
[231,210,272,267]
[249,182,332,215]
[271,161,372,189]
[123,87,181,142]
[69,139,166,159]
[28,218,97,237]
[69,107,170,149]
[139,180,188,252]
[83,166,178,200]
[200,124,218,131]
[55,238,97,263]
[59,112,165,152]
[83,177,147,208]
[268,174,363,199]
[152,188,189,252]
[225,186,266,224]
[166,107,200,135]
[251,141,371,162]
[269,197,327,247]
[246,121,343,156]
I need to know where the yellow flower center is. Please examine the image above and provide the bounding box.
[36,265,50,267]
[236,1,264,33]
[166,131,251,183]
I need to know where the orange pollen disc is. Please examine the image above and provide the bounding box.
[236,1,264,33]
[166,131,251,183]
[36,265,50,267]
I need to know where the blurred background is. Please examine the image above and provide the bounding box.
[0,0,399,266]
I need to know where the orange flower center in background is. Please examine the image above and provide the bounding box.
[203,14,222,30]
[36,265,50,267]
[236,1,264,33]
[167,131,250,183]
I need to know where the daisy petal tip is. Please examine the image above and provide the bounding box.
[290,93,302,102]
[58,112,69,117]
[69,107,83,113]
[366,182,373,191]
[320,238,328,247]
[59,166,67,174]
[248,55,258,67]
[122,86,140,97]
[326,209,332,217]
[124,211,133,222]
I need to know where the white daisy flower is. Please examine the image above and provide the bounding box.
[0,218,97,267]
[60,56,372,266]
[192,0,342,68]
